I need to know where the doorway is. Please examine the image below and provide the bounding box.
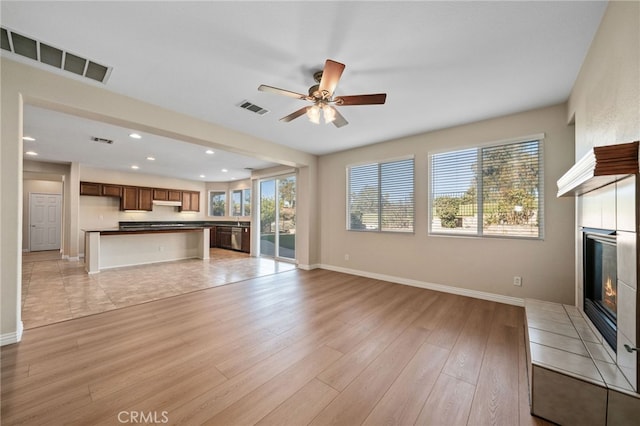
[259,174,296,261]
[29,193,62,252]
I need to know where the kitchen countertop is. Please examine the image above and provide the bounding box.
[83,221,251,235]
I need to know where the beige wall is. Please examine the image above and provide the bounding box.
[568,1,640,159]
[318,103,576,304]
[0,58,318,343]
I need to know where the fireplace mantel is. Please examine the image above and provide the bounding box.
[557,141,639,197]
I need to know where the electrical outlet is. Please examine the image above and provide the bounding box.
[344,254,350,261]
[513,276,522,286]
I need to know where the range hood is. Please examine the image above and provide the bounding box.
[152,200,182,207]
[557,141,638,197]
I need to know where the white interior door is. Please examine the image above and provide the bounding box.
[30,193,62,252]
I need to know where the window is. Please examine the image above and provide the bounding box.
[243,188,251,216]
[429,138,543,238]
[231,188,251,216]
[347,157,414,232]
[209,191,226,216]
[231,190,242,216]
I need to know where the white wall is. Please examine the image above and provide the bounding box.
[319,103,576,304]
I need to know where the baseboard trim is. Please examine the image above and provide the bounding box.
[297,263,320,271]
[318,264,524,307]
[0,321,24,346]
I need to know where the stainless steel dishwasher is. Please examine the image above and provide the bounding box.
[231,227,242,250]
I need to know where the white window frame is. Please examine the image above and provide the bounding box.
[208,190,227,217]
[428,134,544,240]
[346,155,415,233]
[230,188,251,217]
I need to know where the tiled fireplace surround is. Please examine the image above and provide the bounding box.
[525,174,640,425]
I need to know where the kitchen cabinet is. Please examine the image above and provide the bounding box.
[153,188,182,202]
[121,186,153,211]
[241,227,250,253]
[81,181,122,197]
[80,181,102,196]
[101,184,122,197]
[209,226,217,248]
[180,191,200,212]
[216,226,232,249]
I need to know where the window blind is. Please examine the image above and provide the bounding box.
[348,158,414,232]
[430,139,542,238]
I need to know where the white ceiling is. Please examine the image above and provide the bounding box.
[2,1,607,181]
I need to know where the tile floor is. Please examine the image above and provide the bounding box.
[21,248,296,329]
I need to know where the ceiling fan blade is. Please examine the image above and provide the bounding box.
[280,106,309,123]
[318,59,345,98]
[335,93,387,106]
[258,85,308,100]
[332,109,349,128]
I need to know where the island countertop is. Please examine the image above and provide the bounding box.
[83,220,250,235]
[83,224,212,274]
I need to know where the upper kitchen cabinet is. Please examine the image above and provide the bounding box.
[80,181,102,196]
[180,191,200,212]
[121,186,153,211]
[80,181,122,197]
[101,184,123,197]
[153,188,182,202]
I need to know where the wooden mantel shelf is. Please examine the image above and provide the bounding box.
[557,141,639,197]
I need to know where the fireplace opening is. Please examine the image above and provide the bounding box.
[583,229,617,351]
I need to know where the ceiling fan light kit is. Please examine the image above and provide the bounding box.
[258,59,387,128]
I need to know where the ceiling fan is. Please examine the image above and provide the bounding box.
[258,59,387,128]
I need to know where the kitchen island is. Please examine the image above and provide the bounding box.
[83,224,210,274]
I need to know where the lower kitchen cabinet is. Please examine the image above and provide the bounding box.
[216,226,232,250]
[241,227,250,253]
[209,226,217,248]
[210,225,250,252]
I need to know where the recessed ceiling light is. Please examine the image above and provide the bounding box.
[23,136,36,141]
[199,174,205,178]
[146,156,155,161]
[221,168,228,173]
[129,133,142,139]
[206,150,214,155]
[131,165,139,169]
[25,151,38,156]
[231,177,236,180]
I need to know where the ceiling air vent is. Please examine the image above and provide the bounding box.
[238,100,269,115]
[91,137,113,145]
[0,26,112,84]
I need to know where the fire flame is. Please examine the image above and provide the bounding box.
[603,277,616,311]
[604,277,615,298]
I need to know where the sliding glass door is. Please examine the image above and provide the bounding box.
[259,174,296,261]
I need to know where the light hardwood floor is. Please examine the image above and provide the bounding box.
[1,268,552,425]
